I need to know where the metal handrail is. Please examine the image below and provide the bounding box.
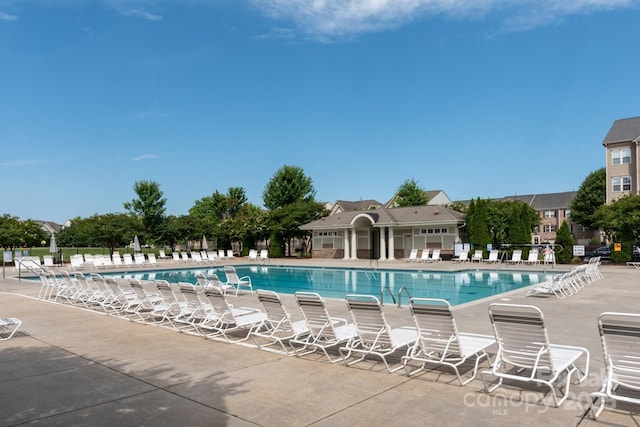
[397,286,412,308]
[380,286,396,305]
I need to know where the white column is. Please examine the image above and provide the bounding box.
[388,226,395,260]
[343,228,350,260]
[351,228,358,260]
[379,227,387,260]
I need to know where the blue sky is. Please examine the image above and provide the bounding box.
[2,0,639,224]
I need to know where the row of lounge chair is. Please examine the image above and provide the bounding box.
[406,248,556,264]
[526,256,603,299]
[65,249,239,270]
[454,248,553,264]
[31,267,638,417]
[403,249,442,263]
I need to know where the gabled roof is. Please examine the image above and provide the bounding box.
[498,192,577,210]
[301,205,465,230]
[35,220,62,234]
[602,116,640,145]
[330,199,383,215]
[384,189,451,208]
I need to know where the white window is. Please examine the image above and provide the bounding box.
[544,210,556,218]
[565,209,571,217]
[613,176,632,192]
[612,148,631,165]
[544,225,556,233]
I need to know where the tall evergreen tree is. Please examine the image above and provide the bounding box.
[570,168,606,230]
[554,221,575,264]
[467,198,491,249]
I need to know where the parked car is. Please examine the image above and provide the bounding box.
[584,246,611,261]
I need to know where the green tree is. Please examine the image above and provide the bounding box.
[227,204,269,255]
[57,216,94,247]
[393,179,429,207]
[0,214,24,249]
[262,165,321,257]
[570,168,606,230]
[91,213,141,254]
[190,187,248,222]
[157,215,181,251]
[593,195,640,262]
[554,221,575,264]
[263,165,315,210]
[21,219,48,247]
[466,198,491,250]
[123,180,167,243]
[484,200,539,247]
[0,215,48,249]
[268,201,328,256]
[506,202,537,245]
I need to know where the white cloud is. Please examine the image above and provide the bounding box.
[0,159,46,167]
[131,154,159,161]
[250,0,639,39]
[119,8,163,21]
[0,11,18,21]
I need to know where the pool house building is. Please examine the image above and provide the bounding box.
[301,204,466,260]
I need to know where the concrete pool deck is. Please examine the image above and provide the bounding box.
[1,258,638,426]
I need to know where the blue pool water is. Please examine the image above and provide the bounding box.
[107,265,554,306]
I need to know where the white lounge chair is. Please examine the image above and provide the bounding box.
[252,290,309,354]
[134,253,146,265]
[247,249,258,261]
[340,294,418,373]
[418,249,430,263]
[123,253,134,267]
[290,292,357,363]
[149,280,183,328]
[427,249,442,263]
[591,312,640,418]
[523,249,540,265]
[452,251,469,263]
[402,298,495,385]
[226,249,234,259]
[222,265,253,296]
[506,249,522,264]
[526,274,569,299]
[482,250,500,263]
[259,249,269,264]
[172,252,181,262]
[195,287,266,343]
[172,282,209,335]
[43,255,55,268]
[482,303,589,407]
[470,250,483,263]
[0,317,22,340]
[158,249,170,260]
[404,249,418,262]
[218,249,226,260]
[147,253,157,265]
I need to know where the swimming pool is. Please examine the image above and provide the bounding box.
[107,265,554,306]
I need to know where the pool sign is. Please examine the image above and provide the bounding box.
[573,245,585,257]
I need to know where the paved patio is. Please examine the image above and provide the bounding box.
[1,258,639,426]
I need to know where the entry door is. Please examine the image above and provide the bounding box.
[404,234,412,258]
[371,228,380,259]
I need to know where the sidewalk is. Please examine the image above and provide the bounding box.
[0,260,638,426]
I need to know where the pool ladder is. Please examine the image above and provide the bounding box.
[379,286,413,308]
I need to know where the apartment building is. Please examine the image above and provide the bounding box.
[602,116,640,203]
